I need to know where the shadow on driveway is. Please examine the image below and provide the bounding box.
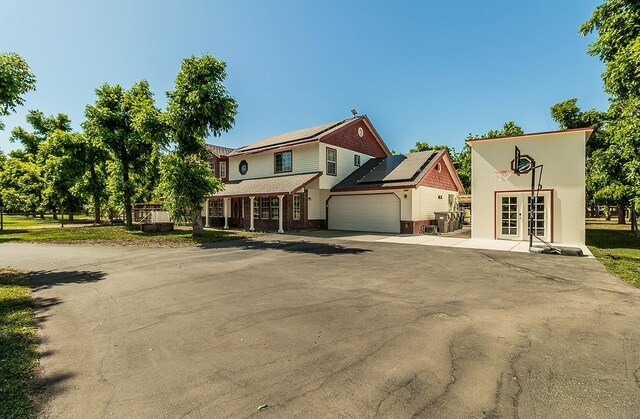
[198,238,372,257]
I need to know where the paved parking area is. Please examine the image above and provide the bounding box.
[2,236,639,418]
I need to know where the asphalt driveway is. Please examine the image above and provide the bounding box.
[3,235,640,418]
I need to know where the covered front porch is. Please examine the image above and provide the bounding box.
[203,172,322,233]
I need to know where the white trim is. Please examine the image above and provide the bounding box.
[204,198,210,227]
[277,195,284,233]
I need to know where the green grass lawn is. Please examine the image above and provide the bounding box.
[0,225,262,247]
[1,214,94,229]
[0,268,38,419]
[586,219,640,288]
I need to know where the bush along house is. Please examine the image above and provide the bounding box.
[203,116,465,234]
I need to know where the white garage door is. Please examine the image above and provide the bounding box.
[328,194,400,233]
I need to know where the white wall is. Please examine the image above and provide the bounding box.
[470,131,588,244]
[306,188,330,220]
[412,186,458,220]
[318,143,373,189]
[228,143,319,181]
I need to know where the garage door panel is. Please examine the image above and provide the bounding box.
[328,194,400,233]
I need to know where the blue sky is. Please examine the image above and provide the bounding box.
[1,0,607,154]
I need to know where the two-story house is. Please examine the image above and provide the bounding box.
[203,116,464,234]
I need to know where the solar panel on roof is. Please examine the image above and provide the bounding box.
[382,158,428,181]
[385,151,439,181]
[357,155,406,183]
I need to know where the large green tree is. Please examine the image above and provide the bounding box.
[580,0,640,223]
[550,98,608,217]
[0,151,43,214]
[8,111,72,217]
[38,131,87,221]
[77,134,110,224]
[0,52,36,130]
[409,141,451,153]
[161,55,237,237]
[84,81,164,228]
[10,110,72,159]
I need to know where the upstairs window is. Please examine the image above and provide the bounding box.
[354,155,361,167]
[274,151,292,173]
[326,148,337,176]
[220,161,227,178]
[210,161,216,175]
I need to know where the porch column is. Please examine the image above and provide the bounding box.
[204,198,210,228]
[249,196,255,231]
[278,195,284,233]
[223,198,229,229]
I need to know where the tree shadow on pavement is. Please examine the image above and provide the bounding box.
[198,238,372,257]
[29,270,107,291]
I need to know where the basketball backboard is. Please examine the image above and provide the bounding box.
[512,146,534,174]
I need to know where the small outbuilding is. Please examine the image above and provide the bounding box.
[467,127,593,245]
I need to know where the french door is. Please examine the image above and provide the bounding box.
[497,195,522,240]
[496,191,551,242]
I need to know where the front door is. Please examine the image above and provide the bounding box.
[229,198,244,227]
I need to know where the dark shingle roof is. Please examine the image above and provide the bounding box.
[332,150,443,191]
[206,144,235,157]
[229,118,356,156]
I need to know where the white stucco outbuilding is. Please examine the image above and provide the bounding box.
[467,127,593,245]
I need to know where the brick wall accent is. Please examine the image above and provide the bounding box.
[400,220,437,234]
[320,119,388,158]
[420,155,459,191]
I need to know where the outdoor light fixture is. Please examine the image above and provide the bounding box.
[351,108,358,116]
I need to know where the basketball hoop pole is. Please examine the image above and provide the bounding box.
[529,162,536,249]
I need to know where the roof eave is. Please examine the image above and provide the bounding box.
[465,127,595,145]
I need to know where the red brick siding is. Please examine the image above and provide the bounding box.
[420,155,459,191]
[320,119,388,158]
[400,220,437,234]
[207,156,229,181]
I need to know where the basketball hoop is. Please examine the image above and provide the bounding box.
[494,169,514,182]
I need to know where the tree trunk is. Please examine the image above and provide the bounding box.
[123,164,133,229]
[68,212,74,222]
[40,211,44,219]
[52,209,58,220]
[191,210,204,237]
[617,201,626,224]
[93,197,101,225]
